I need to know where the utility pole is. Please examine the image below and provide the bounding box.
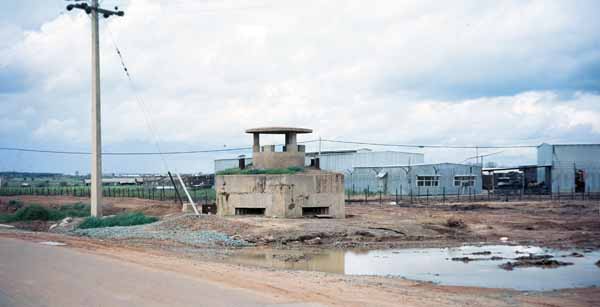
[66,1,124,217]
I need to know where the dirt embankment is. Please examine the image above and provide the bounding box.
[164,201,600,250]
[2,196,600,250]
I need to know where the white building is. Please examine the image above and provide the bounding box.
[537,143,600,193]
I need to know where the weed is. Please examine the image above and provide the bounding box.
[78,212,158,229]
[0,205,61,222]
[0,203,90,223]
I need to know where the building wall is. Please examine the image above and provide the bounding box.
[215,172,345,218]
[215,150,424,175]
[349,163,482,195]
[315,151,424,173]
[537,144,600,193]
[253,151,305,169]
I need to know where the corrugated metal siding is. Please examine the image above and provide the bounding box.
[538,144,600,193]
[349,163,482,195]
[317,151,424,173]
[551,161,600,193]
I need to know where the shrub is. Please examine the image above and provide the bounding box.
[446,217,466,228]
[8,200,23,209]
[0,203,90,223]
[58,203,90,217]
[78,212,158,229]
[0,205,62,222]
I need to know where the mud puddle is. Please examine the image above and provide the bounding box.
[228,245,600,291]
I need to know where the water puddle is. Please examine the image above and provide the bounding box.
[229,245,600,291]
[39,241,67,246]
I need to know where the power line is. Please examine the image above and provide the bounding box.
[0,140,318,156]
[105,24,171,171]
[460,151,505,163]
[0,146,250,156]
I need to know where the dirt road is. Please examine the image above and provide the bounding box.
[0,238,324,307]
[1,232,599,307]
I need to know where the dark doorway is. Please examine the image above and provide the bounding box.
[302,207,329,217]
[575,169,585,193]
[235,208,265,215]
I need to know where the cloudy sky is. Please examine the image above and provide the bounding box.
[1,0,599,174]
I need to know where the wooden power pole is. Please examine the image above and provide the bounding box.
[66,0,124,217]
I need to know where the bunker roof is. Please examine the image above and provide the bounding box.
[245,127,312,134]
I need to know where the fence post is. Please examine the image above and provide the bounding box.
[379,190,382,205]
[400,185,403,200]
[443,187,446,204]
[426,188,429,205]
[519,186,522,201]
[457,187,460,202]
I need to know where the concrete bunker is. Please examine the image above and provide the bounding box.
[216,127,345,218]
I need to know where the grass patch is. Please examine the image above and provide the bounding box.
[0,203,90,223]
[217,166,304,175]
[56,202,89,217]
[78,212,158,229]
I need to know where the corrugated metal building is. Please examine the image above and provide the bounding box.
[305,149,424,173]
[537,143,600,193]
[214,149,424,175]
[214,157,253,173]
[350,163,482,196]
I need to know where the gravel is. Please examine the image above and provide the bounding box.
[72,215,248,247]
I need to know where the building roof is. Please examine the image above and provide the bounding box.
[353,162,479,169]
[245,127,313,134]
[537,143,600,148]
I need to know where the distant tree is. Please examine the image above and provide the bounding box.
[36,181,49,188]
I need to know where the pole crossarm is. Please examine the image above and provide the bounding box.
[66,2,125,18]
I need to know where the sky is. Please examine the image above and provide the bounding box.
[1,0,599,174]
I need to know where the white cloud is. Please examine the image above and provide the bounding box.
[1,0,600,173]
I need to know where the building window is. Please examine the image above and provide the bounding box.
[417,176,440,187]
[454,175,475,187]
